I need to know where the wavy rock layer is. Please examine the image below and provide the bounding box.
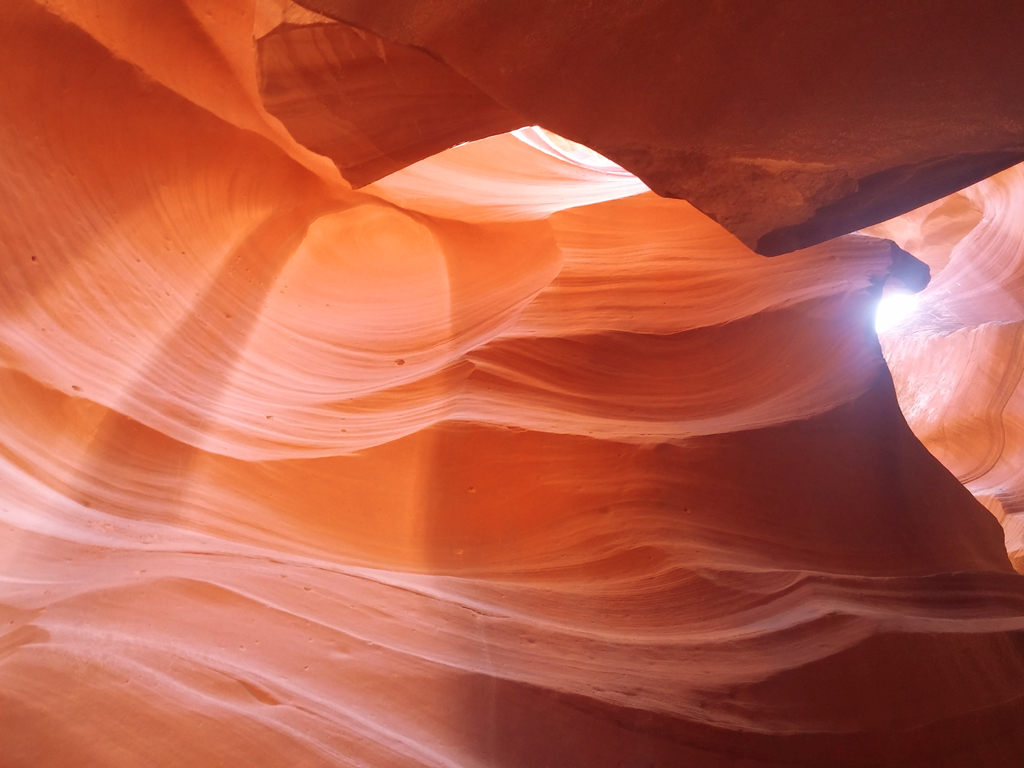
[3,1,1024,767]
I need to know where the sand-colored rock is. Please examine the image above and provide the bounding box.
[3,1,1024,766]
[869,165,1024,573]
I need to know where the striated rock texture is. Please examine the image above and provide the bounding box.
[2,1,1024,767]
[870,164,1024,575]
[256,19,525,187]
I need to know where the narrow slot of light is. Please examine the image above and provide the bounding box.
[875,291,919,333]
[512,126,631,173]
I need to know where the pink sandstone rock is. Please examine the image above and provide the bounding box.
[2,1,1024,766]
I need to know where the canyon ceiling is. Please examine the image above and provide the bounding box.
[3,1,1024,766]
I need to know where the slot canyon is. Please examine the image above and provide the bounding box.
[4,1,1024,765]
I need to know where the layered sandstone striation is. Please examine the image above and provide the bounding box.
[2,1,1024,766]
[870,164,1024,574]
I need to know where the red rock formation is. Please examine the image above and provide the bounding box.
[2,1,1024,766]
[291,0,1024,254]
[870,164,1024,574]
[256,18,525,187]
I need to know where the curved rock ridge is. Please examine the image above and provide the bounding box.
[3,1,1024,767]
[363,128,651,224]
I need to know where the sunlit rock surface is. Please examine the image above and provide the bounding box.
[3,1,1024,766]
[871,164,1024,575]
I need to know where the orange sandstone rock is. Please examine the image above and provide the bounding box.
[2,1,1024,767]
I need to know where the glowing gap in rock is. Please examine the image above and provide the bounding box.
[875,291,920,333]
[513,126,633,174]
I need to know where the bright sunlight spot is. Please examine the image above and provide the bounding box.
[875,291,919,333]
